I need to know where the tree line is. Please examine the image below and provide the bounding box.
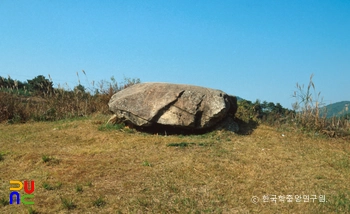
[0,75,54,96]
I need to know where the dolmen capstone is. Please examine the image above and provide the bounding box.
[108,82,239,133]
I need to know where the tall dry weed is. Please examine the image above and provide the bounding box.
[292,74,349,137]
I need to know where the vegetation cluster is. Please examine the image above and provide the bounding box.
[0,72,140,123]
[0,73,349,137]
[236,74,349,137]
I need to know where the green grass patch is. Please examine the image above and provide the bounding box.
[86,181,93,187]
[75,185,83,193]
[0,197,9,206]
[167,142,214,148]
[61,197,76,210]
[43,182,62,190]
[322,191,350,213]
[142,160,152,167]
[333,192,350,212]
[167,142,195,148]
[42,154,59,165]
[98,123,125,131]
[42,182,55,190]
[28,207,40,214]
[93,196,106,208]
[198,142,214,147]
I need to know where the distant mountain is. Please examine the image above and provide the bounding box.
[321,101,350,118]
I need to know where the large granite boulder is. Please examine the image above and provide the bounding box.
[108,82,238,132]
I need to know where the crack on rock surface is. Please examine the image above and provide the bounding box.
[151,90,185,123]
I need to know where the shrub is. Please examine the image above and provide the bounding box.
[0,73,140,123]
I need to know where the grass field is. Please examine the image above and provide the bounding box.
[0,114,349,213]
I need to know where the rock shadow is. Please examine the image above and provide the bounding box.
[128,117,258,136]
[132,123,219,135]
[234,118,259,135]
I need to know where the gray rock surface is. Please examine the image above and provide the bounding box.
[108,82,238,131]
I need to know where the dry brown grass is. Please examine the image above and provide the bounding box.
[292,74,350,136]
[0,88,112,124]
[0,114,349,213]
[0,74,140,124]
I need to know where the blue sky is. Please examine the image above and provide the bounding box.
[1,0,349,109]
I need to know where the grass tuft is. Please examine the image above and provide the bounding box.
[75,185,83,193]
[0,197,9,206]
[93,197,106,208]
[28,207,40,214]
[42,182,54,190]
[41,155,51,163]
[43,182,62,191]
[60,197,76,210]
[142,160,152,167]
[42,155,59,165]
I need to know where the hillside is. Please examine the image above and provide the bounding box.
[321,101,350,118]
[1,114,349,213]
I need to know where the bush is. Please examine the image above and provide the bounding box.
[0,74,140,123]
[27,75,54,96]
[235,99,292,126]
